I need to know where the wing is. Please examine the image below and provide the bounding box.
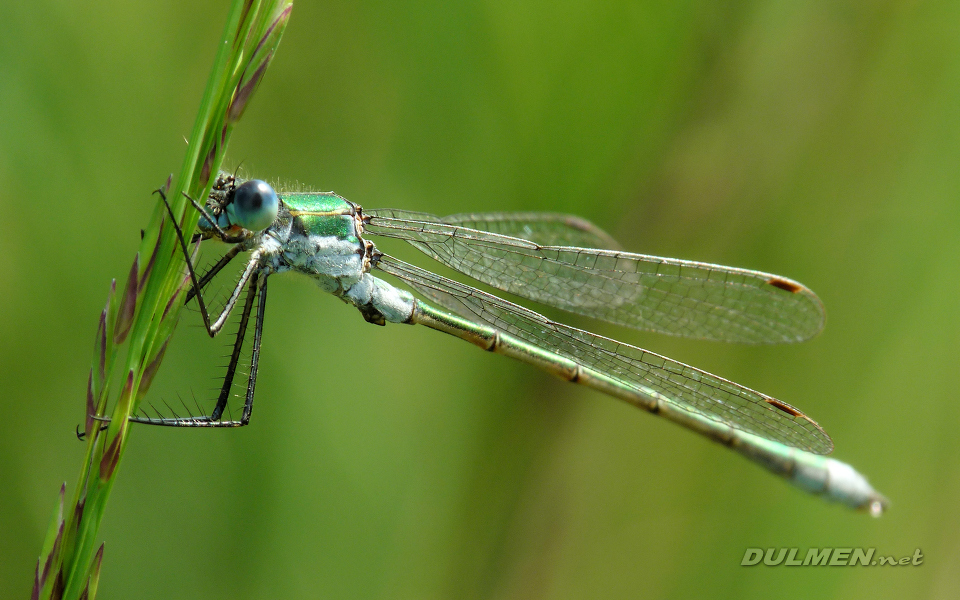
[376,254,832,454]
[441,211,622,250]
[364,211,825,344]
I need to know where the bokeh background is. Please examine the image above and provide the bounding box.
[2,1,958,598]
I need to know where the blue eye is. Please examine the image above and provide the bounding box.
[226,179,279,231]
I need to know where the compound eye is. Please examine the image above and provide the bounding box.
[227,179,279,231]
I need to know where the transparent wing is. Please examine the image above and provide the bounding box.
[441,211,622,250]
[366,209,622,249]
[376,254,832,454]
[365,211,825,344]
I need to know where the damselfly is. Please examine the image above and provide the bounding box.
[145,173,887,515]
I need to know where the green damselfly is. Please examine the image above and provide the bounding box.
[145,173,887,515]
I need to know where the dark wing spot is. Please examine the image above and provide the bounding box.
[768,277,803,293]
[765,398,804,417]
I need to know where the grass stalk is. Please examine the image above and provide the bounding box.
[31,2,293,598]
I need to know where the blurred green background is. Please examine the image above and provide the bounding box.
[2,0,958,598]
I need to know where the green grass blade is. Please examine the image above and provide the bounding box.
[32,3,294,599]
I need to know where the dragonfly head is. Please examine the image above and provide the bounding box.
[224,179,279,233]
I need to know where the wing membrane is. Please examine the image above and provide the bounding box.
[442,211,622,249]
[376,254,832,454]
[366,209,622,249]
[365,212,825,344]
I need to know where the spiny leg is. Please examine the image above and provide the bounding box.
[237,276,268,425]
[209,273,263,423]
[128,273,265,427]
[156,187,248,336]
[184,245,241,305]
[134,192,260,424]
[80,189,255,436]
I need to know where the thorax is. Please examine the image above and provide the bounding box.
[262,192,374,294]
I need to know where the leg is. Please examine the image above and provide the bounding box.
[82,190,262,435]
[208,273,263,423]
[238,275,268,424]
[156,187,249,336]
[184,245,241,305]
[129,273,267,427]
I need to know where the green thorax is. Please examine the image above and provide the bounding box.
[281,192,359,242]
